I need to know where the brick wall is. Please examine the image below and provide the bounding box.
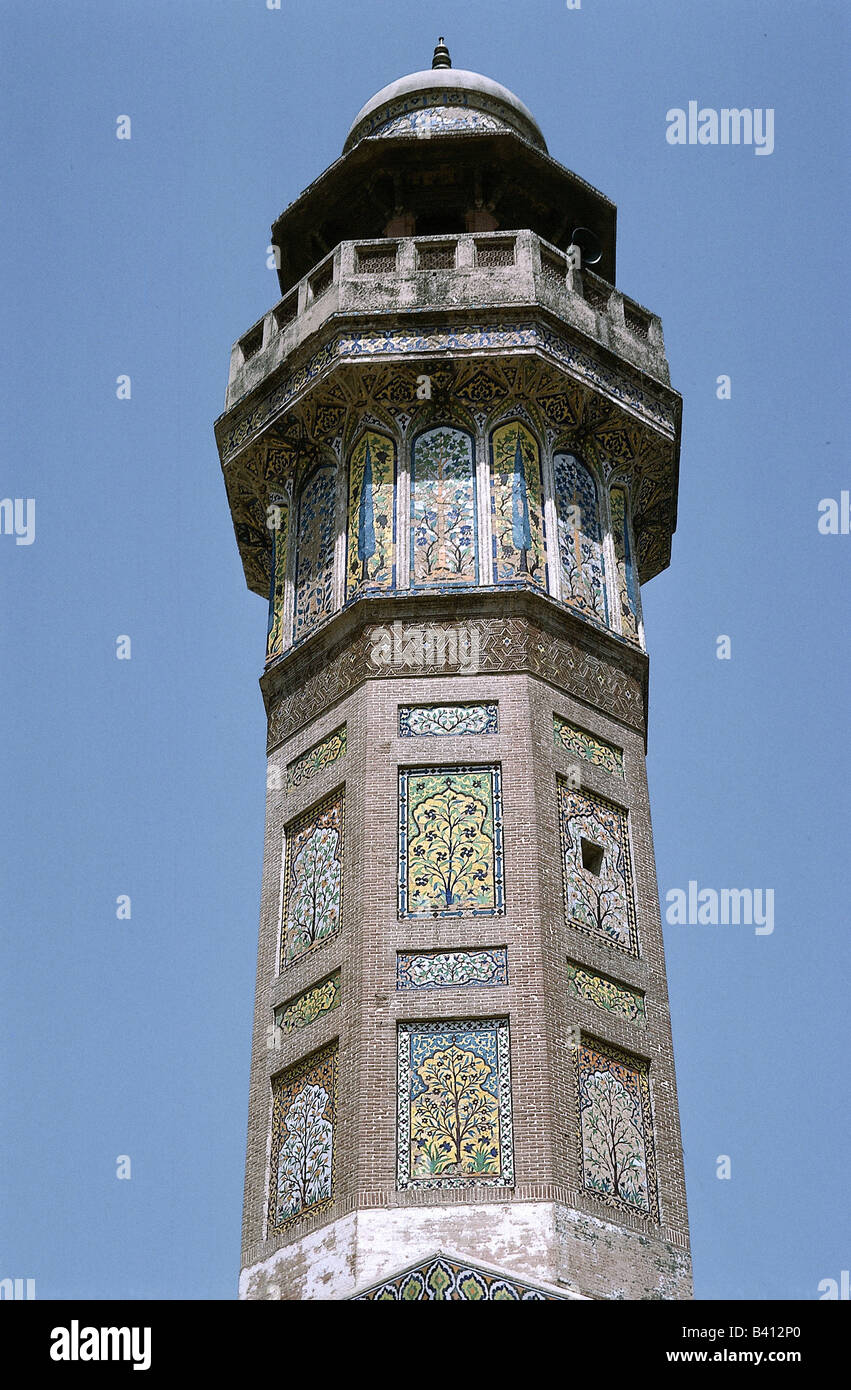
[238,598,692,1299]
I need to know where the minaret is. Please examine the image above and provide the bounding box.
[216,42,692,1301]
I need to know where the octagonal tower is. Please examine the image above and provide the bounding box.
[217,41,692,1302]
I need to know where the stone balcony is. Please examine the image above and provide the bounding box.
[225,230,669,411]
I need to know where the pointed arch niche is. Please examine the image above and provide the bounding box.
[410,425,478,588]
[345,429,396,599]
[265,494,290,664]
[293,461,338,643]
[489,421,547,588]
[610,484,642,646]
[552,451,608,626]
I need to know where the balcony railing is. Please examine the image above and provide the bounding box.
[228,230,668,407]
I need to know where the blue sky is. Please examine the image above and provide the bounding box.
[1,0,848,1300]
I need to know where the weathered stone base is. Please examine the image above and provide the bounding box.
[239,1201,692,1301]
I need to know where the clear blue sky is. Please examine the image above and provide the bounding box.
[1,0,848,1300]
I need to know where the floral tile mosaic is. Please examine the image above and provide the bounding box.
[577,1038,658,1219]
[275,971,341,1036]
[397,1018,514,1189]
[490,422,546,587]
[565,961,644,1023]
[558,780,637,954]
[411,427,478,587]
[553,452,607,624]
[553,715,623,776]
[265,499,289,664]
[293,465,336,641]
[286,725,347,792]
[396,948,508,991]
[398,765,504,917]
[346,430,395,598]
[269,1041,337,1231]
[611,486,641,645]
[281,789,343,968]
[399,703,498,737]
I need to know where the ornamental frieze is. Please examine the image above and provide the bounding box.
[216,318,677,469]
[264,604,646,751]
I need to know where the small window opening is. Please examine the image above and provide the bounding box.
[580,838,604,875]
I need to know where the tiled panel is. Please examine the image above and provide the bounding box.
[396,947,508,990]
[397,1018,514,1189]
[398,766,504,917]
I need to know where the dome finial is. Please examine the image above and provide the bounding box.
[432,36,451,69]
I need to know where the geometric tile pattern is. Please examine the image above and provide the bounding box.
[269,1041,337,1231]
[577,1038,657,1219]
[286,724,347,792]
[267,611,646,749]
[398,765,504,918]
[399,703,498,737]
[281,789,344,968]
[275,971,341,1035]
[397,1018,514,1189]
[558,781,637,955]
[565,962,644,1023]
[396,948,508,991]
[553,714,623,776]
[349,1253,568,1300]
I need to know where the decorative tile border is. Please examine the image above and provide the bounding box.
[397,948,508,990]
[399,703,498,737]
[554,714,623,776]
[275,971,341,1035]
[286,724,347,792]
[266,609,646,751]
[565,961,644,1023]
[345,84,542,149]
[397,1018,514,1190]
[218,318,676,466]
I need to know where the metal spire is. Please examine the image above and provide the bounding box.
[432,36,451,69]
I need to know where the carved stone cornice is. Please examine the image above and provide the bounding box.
[261,588,649,752]
[217,321,680,601]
